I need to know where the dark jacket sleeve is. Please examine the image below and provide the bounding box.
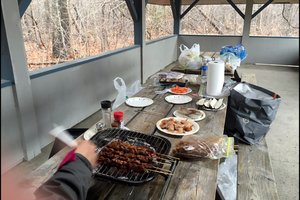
[34,153,93,200]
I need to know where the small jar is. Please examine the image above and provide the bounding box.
[111,111,124,128]
[101,100,112,128]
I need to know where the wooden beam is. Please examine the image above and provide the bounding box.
[19,0,32,17]
[241,0,253,44]
[170,0,178,19]
[171,0,181,34]
[180,0,199,19]
[132,0,146,83]
[252,0,273,19]
[125,0,138,22]
[226,0,245,19]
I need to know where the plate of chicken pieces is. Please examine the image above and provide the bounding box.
[156,117,199,136]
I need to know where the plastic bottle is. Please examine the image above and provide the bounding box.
[111,111,124,128]
[100,100,112,128]
[198,65,208,96]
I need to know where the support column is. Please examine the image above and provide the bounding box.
[1,0,41,160]
[241,0,253,45]
[133,0,146,83]
[171,0,181,34]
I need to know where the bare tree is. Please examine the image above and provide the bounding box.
[20,1,299,71]
[52,0,71,59]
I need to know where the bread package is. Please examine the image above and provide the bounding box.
[172,135,235,159]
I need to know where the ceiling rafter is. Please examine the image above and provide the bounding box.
[180,0,200,19]
[226,0,245,19]
[252,0,274,19]
[125,0,139,22]
[19,0,32,17]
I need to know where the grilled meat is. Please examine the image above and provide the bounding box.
[97,140,158,173]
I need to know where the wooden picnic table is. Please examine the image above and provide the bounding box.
[84,62,228,200]
[27,62,228,200]
[27,60,279,200]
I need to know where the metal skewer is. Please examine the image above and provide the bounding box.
[146,169,174,176]
[156,153,180,160]
[151,166,172,172]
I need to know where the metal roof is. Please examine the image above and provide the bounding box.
[148,0,299,5]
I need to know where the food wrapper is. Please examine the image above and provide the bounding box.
[220,44,247,73]
[172,135,235,159]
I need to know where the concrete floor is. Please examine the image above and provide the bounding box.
[4,64,299,200]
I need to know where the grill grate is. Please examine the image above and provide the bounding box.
[90,128,175,185]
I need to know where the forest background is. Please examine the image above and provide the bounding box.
[20,0,299,71]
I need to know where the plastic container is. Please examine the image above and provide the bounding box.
[111,111,124,128]
[201,65,208,79]
[101,100,112,128]
[198,65,208,96]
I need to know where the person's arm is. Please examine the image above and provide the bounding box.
[34,141,98,200]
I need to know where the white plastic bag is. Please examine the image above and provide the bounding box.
[190,43,200,57]
[178,44,201,69]
[112,77,127,110]
[178,44,194,67]
[112,77,144,110]
[187,56,202,69]
[217,154,237,200]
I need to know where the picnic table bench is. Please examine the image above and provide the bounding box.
[235,73,279,200]
[26,58,279,200]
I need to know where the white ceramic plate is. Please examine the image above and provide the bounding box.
[168,87,192,95]
[126,97,154,107]
[173,109,206,122]
[165,95,192,104]
[156,117,199,136]
[196,98,226,111]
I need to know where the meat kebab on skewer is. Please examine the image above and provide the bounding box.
[96,139,173,175]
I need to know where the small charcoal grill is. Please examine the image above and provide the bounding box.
[90,128,177,185]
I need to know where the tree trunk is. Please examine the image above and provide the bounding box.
[52,0,70,59]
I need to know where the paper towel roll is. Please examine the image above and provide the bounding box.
[207,60,225,96]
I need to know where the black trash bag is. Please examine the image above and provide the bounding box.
[225,83,281,145]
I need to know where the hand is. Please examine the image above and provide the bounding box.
[75,140,98,168]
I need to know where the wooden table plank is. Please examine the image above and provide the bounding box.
[126,93,173,134]
[237,140,279,200]
[163,160,219,200]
